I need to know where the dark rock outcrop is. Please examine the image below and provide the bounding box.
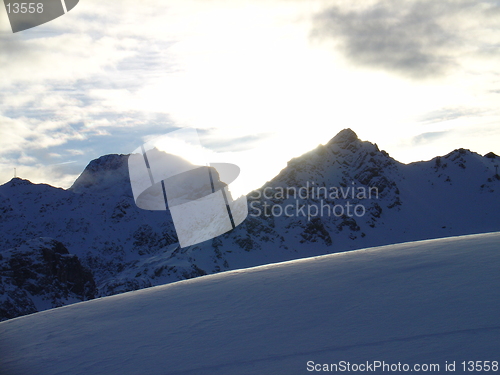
[0,237,96,321]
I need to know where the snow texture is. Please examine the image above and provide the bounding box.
[1,232,499,374]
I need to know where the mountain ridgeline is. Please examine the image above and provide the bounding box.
[1,129,499,320]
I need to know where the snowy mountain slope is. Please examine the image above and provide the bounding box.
[1,232,499,375]
[0,129,499,321]
[256,130,499,244]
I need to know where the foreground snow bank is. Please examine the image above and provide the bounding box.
[1,232,499,375]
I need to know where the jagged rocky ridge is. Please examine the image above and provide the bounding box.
[0,129,499,321]
[0,238,95,320]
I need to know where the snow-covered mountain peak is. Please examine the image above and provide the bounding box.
[0,178,66,200]
[269,128,397,190]
[444,147,474,160]
[425,148,498,175]
[326,128,359,146]
[323,128,383,154]
[3,177,34,188]
[69,154,131,195]
[84,154,128,173]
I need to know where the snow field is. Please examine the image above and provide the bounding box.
[1,232,499,374]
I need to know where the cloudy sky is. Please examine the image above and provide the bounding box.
[1,0,499,195]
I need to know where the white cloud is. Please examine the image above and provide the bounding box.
[0,34,138,87]
[66,149,85,155]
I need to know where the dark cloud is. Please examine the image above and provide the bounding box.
[198,131,272,152]
[312,0,488,79]
[412,131,449,145]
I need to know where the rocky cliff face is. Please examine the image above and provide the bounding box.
[0,238,96,321]
[0,129,499,321]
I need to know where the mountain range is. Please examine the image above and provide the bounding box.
[1,128,499,321]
